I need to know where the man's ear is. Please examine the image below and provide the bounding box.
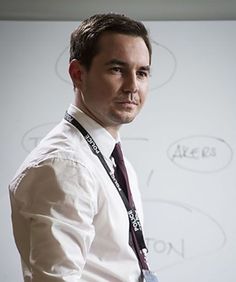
[68,59,86,88]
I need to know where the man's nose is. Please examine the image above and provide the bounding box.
[122,73,138,94]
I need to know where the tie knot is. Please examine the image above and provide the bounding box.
[112,142,124,165]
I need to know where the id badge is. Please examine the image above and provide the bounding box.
[142,269,159,282]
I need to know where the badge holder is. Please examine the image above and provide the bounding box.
[142,269,159,282]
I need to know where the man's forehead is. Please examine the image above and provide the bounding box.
[96,33,150,64]
[98,32,148,51]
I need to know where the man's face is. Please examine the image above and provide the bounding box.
[76,33,150,136]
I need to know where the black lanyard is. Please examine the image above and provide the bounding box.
[64,112,148,260]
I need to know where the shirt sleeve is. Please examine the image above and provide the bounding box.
[11,157,97,282]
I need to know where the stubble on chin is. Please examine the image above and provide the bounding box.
[110,109,139,126]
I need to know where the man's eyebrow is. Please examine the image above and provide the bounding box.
[139,65,151,73]
[105,59,127,67]
[105,59,151,72]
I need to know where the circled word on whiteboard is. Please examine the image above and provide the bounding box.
[167,135,233,173]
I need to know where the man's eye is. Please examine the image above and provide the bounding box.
[110,67,123,74]
[137,71,149,78]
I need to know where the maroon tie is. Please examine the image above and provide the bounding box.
[111,142,149,270]
[111,142,133,204]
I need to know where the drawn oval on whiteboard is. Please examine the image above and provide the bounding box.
[54,41,177,91]
[150,41,177,90]
[167,135,233,173]
[21,122,57,153]
[143,199,227,272]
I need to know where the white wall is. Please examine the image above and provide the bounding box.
[1,21,236,282]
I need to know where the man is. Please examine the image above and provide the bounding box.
[9,13,156,282]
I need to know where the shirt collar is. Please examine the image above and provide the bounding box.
[67,104,120,160]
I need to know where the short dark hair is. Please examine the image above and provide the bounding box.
[70,13,152,70]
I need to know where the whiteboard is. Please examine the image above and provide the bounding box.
[1,21,236,282]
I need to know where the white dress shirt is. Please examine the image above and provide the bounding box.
[9,104,144,282]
